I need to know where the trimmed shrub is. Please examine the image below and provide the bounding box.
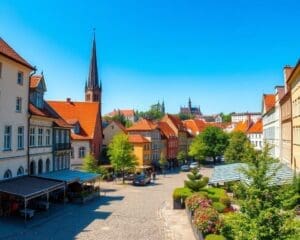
[185,193,211,212]
[203,187,227,202]
[193,207,222,235]
[220,196,231,208]
[173,187,193,201]
[205,234,226,240]
[212,202,226,213]
[184,169,209,192]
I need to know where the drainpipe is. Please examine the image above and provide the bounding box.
[27,68,36,175]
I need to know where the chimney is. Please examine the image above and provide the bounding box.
[283,65,293,91]
[66,98,71,102]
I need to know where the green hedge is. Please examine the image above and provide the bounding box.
[173,187,193,201]
[201,187,227,202]
[212,202,226,213]
[205,234,226,240]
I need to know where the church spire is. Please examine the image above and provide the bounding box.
[188,97,192,110]
[87,29,99,89]
[85,29,101,103]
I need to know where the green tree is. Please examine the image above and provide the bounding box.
[189,126,229,164]
[107,133,137,183]
[220,112,232,123]
[82,153,98,172]
[221,146,300,240]
[224,131,255,163]
[177,150,187,165]
[184,169,209,192]
[178,112,194,120]
[112,110,127,126]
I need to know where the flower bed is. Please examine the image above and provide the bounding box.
[173,187,193,209]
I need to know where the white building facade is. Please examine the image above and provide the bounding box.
[0,39,35,180]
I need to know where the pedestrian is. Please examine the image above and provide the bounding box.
[152,171,156,182]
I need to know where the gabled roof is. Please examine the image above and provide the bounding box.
[47,100,100,140]
[263,94,276,113]
[104,121,126,133]
[157,121,176,138]
[163,114,185,131]
[126,118,157,131]
[128,134,150,144]
[29,103,55,119]
[0,37,34,70]
[247,119,262,134]
[233,120,252,133]
[183,119,206,136]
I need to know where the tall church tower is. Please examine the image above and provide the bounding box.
[85,32,101,103]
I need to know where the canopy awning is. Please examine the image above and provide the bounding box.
[209,163,294,185]
[39,170,100,184]
[0,176,65,200]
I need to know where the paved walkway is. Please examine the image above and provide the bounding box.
[0,170,196,240]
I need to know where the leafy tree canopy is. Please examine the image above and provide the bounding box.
[224,131,256,163]
[107,133,137,183]
[82,153,98,173]
[189,126,229,164]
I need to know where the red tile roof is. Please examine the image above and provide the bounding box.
[126,118,157,131]
[0,37,34,70]
[183,119,206,136]
[29,103,55,119]
[30,75,42,89]
[233,120,252,133]
[247,119,262,133]
[128,134,150,144]
[47,100,100,140]
[263,94,276,112]
[157,121,176,138]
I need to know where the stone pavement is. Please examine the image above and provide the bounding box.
[0,170,201,240]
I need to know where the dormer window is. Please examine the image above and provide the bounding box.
[72,123,80,134]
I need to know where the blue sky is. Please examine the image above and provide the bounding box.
[1,0,299,114]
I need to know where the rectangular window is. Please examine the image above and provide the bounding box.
[38,128,43,146]
[17,126,24,149]
[0,62,2,78]
[29,127,35,146]
[16,97,22,112]
[4,126,12,150]
[46,129,51,145]
[17,71,23,85]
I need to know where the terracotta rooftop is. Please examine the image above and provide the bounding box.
[247,119,262,133]
[183,119,206,136]
[127,118,157,131]
[263,94,276,113]
[128,134,150,144]
[29,103,55,119]
[157,121,176,138]
[30,75,42,89]
[47,100,100,140]
[0,37,34,70]
[233,120,252,133]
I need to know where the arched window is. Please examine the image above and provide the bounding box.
[79,147,85,158]
[30,161,36,175]
[46,158,50,172]
[17,166,24,176]
[4,169,12,179]
[38,159,43,174]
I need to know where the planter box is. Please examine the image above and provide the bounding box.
[173,198,183,209]
[186,207,204,240]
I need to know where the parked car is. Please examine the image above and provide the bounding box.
[189,162,199,169]
[180,165,190,172]
[132,174,151,186]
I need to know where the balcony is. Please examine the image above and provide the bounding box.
[54,143,71,151]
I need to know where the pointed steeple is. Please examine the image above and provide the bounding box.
[188,97,192,110]
[162,100,165,114]
[87,29,99,89]
[85,29,101,103]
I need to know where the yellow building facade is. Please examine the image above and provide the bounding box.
[128,135,151,166]
[290,63,300,171]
